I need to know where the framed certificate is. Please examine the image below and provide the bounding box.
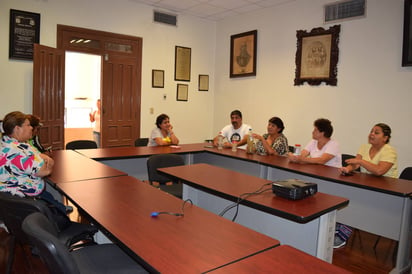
[152,69,164,88]
[176,84,188,101]
[198,75,209,91]
[174,46,191,81]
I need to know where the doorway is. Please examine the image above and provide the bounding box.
[64,52,101,147]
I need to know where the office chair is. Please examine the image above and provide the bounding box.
[134,137,149,147]
[0,193,97,274]
[373,167,412,256]
[65,140,98,150]
[22,212,148,274]
[288,146,295,154]
[341,154,361,172]
[147,154,185,198]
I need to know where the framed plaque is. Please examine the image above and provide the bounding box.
[198,74,209,91]
[152,69,164,88]
[174,46,191,81]
[9,9,41,60]
[176,84,188,101]
[230,30,257,78]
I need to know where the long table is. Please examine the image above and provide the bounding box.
[158,163,349,262]
[77,143,412,273]
[56,175,280,273]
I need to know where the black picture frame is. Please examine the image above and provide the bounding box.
[402,0,412,66]
[198,74,209,91]
[152,69,164,88]
[294,25,340,86]
[174,46,191,81]
[9,9,41,60]
[176,84,188,101]
[230,30,257,78]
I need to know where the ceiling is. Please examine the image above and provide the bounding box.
[130,0,297,21]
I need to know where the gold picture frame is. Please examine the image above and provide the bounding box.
[198,74,209,91]
[174,46,191,81]
[176,84,188,101]
[152,69,164,88]
[230,30,257,78]
[294,25,340,86]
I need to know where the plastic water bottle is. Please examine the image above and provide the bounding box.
[246,128,254,154]
[217,132,223,150]
[294,144,301,155]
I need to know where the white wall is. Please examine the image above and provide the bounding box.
[0,0,216,144]
[213,0,412,172]
[1,0,411,171]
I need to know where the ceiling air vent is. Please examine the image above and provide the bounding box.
[154,11,177,26]
[324,0,366,23]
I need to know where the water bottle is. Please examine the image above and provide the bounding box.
[294,144,301,155]
[217,132,223,150]
[246,128,254,154]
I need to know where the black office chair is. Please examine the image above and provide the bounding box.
[134,137,149,147]
[147,154,185,198]
[341,154,361,172]
[65,140,98,150]
[288,146,295,154]
[22,212,148,274]
[0,193,97,274]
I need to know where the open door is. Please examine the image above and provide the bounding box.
[33,44,65,150]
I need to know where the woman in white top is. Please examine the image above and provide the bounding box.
[288,118,341,168]
[89,99,101,147]
[148,114,179,147]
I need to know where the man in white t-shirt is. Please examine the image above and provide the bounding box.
[213,110,251,149]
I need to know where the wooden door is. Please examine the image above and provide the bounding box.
[102,54,140,147]
[32,44,65,150]
[57,25,142,147]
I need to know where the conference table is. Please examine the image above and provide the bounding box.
[77,143,412,273]
[158,163,349,263]
[55,175,281,273]
[207,245,352,274]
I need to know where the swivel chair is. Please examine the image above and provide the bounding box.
[134,138,149,147]
[147,154,185,198]
[341,154,361,172]
[0,193,97,274]
[65,140,97,150]
[22,212,148,274]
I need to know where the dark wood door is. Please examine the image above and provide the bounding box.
[32,44,65,150]
[102,53,140,147]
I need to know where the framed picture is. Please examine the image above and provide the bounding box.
[294,25,340,86]
[152,69,164,88]
[230,30,257,78]
[402,0,412,66]
[9,9,41,60]
[174,46,191,81]
[176,84,188,101]
[198,74,209,91]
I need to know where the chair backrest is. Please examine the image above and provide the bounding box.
[288,146,295,154]
[135,137,149,147]
[22,212,80,274]
[0,193,56,245]
[147,154,185,184]
[341,154,361,171]
[65,140,97,150]
[399,167,412,180]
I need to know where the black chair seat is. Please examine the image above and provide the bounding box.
[23,212,148,274]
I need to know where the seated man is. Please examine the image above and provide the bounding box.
[213,110,251,149]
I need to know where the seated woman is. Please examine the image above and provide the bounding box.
[253,116,289,156]
[288,118,341,168]
[0,111,66,215]
[148,113,179,147]
[340,123,398,177]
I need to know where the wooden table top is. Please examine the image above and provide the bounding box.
[208,245,351,274]
[46,150,127,185]
[57,176,280,273]
[158,163,349,223]
[76,143,412,197]
[76,143,206,160]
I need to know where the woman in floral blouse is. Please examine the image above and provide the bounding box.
[253,116,289,156]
